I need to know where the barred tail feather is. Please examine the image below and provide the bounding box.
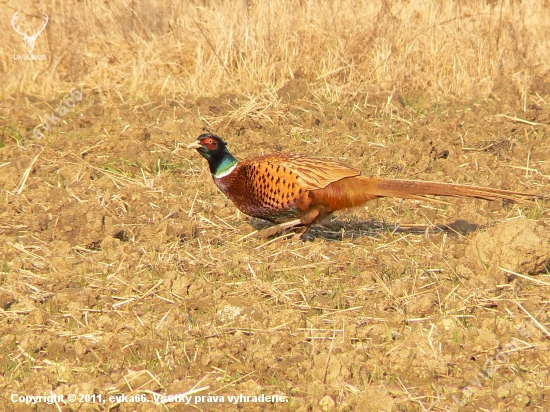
[365,178,535,202]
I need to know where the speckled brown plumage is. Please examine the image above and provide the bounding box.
[189,133,541,236]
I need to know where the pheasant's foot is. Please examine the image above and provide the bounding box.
[239,219,303,241]
[292,225,310,240]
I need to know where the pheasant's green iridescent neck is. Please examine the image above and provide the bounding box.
[213,155,238,178]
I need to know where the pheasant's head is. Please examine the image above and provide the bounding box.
[189,133,227,159]
[188,133,238,177]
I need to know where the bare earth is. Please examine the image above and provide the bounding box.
[1,79,550,411]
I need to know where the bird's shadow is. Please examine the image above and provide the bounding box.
[247,218,481,241]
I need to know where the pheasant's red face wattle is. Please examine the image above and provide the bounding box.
[200,137,217,150]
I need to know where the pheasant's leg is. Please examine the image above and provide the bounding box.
[291,209,320,240]
[239,219,303,241]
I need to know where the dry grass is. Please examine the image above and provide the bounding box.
[1,1,550,411]
[2,0,550,101]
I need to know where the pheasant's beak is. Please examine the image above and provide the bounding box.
[187,141,202,150]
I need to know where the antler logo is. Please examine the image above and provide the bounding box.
[11,12,49,55]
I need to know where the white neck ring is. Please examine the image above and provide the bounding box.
[215,163,237,178]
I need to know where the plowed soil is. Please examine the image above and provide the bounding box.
[1,78,550,411]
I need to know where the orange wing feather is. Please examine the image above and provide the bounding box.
[248,154,360,190]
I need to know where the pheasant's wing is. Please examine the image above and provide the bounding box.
[260,154,360,190]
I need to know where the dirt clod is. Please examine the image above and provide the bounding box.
[466,219,550,275]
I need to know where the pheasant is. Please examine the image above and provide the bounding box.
[189,133,539,238]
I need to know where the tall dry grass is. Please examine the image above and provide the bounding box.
[1,0,550,101]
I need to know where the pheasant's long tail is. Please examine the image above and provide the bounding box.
[312,176,539,212]
[363,177,536,202]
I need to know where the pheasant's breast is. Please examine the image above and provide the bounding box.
[215,159,309,222]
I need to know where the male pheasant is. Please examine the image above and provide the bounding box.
[189,133,538,238]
